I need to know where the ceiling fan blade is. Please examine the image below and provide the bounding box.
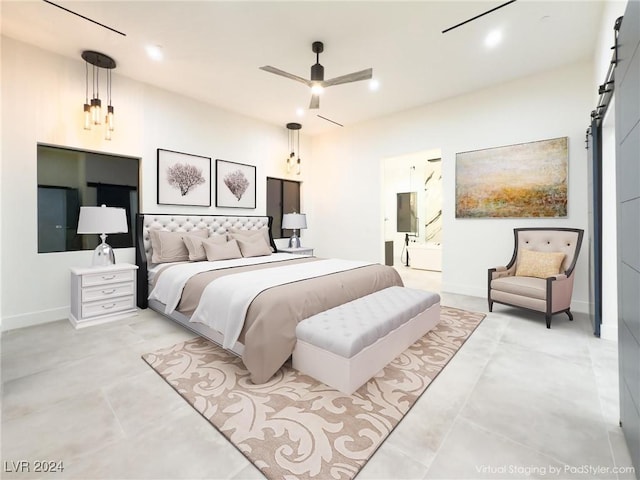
[259,66,311,86]
[309,95,320,109]
[323,68,373,87]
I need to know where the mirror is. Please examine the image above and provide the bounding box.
[396,192,417,233]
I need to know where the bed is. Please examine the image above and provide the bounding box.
[135,213,403,384]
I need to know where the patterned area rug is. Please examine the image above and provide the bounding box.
[142,306,485,480]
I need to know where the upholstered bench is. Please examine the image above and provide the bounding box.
[292,286,441,395]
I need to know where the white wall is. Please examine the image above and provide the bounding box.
[0,37,309,330]
[308,61,593,311]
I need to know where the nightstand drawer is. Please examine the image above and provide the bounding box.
[82,295,135,319]
[82,282,134,302]
[82,269,134,287]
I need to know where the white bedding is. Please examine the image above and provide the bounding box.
[190,258,372,348]
[148,253,309,314]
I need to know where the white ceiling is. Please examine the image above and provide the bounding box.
[1,0,604,136]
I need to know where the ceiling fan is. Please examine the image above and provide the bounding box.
[260,41,373,109]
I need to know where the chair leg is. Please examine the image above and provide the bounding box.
[546,314,551,329]
[488,299,493,312]
[566,310,573,321]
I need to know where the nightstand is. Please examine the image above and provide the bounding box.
[279,246,314,256]
[69,263,138,328]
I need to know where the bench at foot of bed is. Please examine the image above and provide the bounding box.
[292,286,441,395]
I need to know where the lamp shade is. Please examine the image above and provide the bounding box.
[282,213,307,230]
[77,205,128,234]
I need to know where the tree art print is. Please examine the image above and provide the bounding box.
[215,159,256,209]
[157,149,211,206]
[167,162,206,196]
[224,169,250,201]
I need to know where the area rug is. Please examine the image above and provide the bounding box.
[142,306,485,480]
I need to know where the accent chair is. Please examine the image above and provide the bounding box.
[488,227,584,328]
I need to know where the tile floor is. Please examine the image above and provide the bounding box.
[1,266,636,480]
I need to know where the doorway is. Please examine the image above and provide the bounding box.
[382,149,443,291]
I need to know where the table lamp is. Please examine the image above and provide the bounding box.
[282,213,307,248]
[77,205,128,266]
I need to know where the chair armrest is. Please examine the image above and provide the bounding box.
[549,274,567,281]
[547,274,574,312]
[489,266,512,280]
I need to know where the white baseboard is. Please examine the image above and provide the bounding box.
[600,322,618,341]
[441,282,485,299]
[1,306,69,332]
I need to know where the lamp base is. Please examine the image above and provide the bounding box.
[288,230,301,249]
[92,241,116,267]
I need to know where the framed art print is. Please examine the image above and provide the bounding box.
[215,159,256,209]
[157,149,211,206]
[455,137,568,218]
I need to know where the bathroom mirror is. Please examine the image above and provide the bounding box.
[396,192,417,233]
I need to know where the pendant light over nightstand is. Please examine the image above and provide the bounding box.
[81,50,116,140]
[286,122,302,175]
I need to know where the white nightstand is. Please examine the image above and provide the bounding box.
[69,263,138,328]
[279,246,314,256]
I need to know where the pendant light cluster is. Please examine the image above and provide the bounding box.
[286,122,302,175]
[82,50,116,140]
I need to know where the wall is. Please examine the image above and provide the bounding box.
[0,37,309,330]
[309,61,593,311]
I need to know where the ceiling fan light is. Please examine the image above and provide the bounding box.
[311,83,324,95]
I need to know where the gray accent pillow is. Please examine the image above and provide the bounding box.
[150,229,209,264]
[203,238,242,261]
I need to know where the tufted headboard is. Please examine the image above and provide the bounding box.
[135,213,275,308]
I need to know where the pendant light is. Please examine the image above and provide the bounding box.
[83,61,91,130]
[286,122,302,175]
[81,50,116,140]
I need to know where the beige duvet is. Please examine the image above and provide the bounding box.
[156,257,403,384]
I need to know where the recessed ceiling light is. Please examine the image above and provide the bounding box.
[145,45,164,61]
[296,107,305,117]
[369,79,380,91]
[484,29,502,48]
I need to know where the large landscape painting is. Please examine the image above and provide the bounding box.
[455,137,568,218]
